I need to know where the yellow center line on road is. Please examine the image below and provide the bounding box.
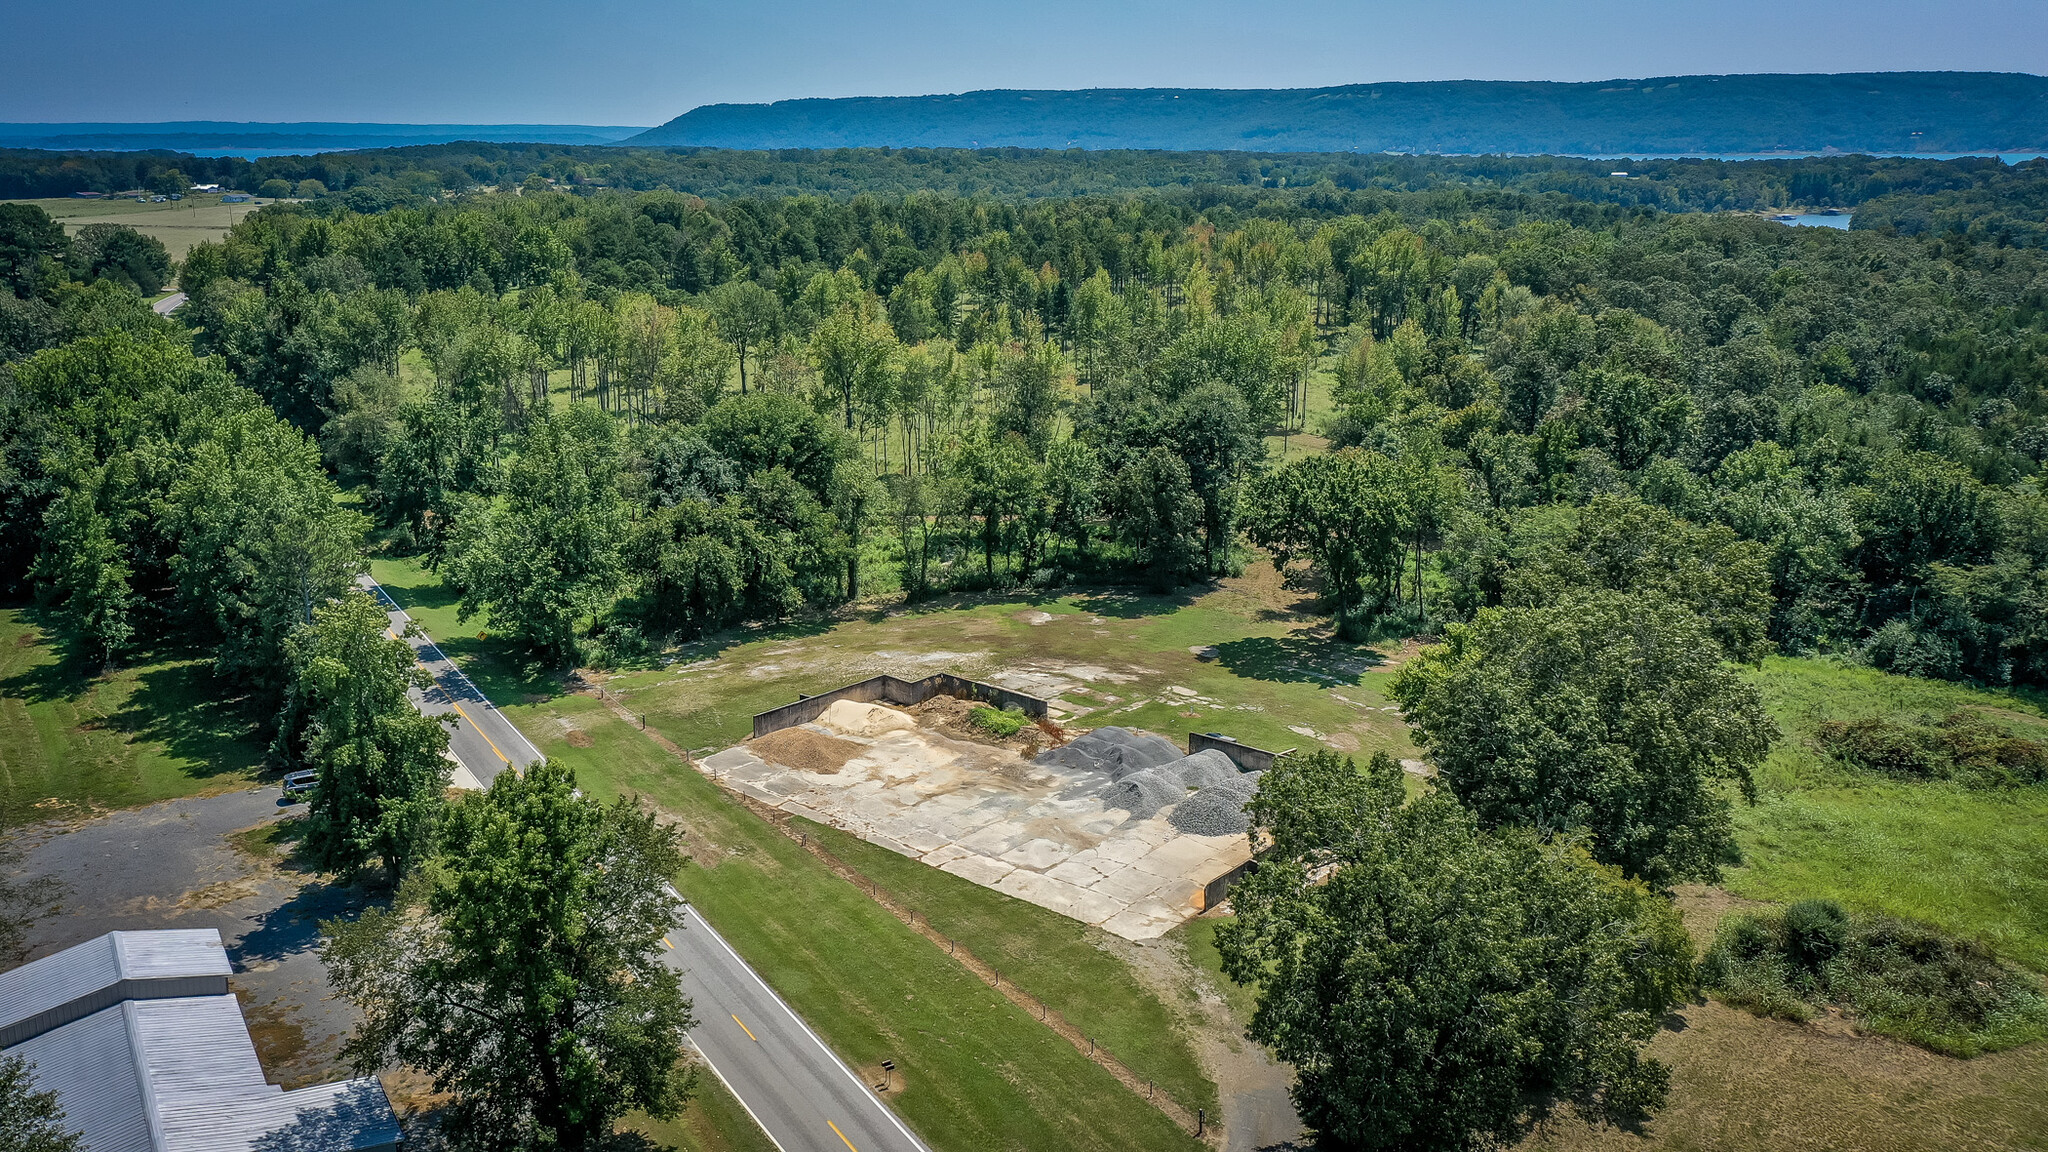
[828,1120,857,1151]
[448,701,512,764]
[388,629,513,767]
[661,936,673,950]
[731,1014,758,1042]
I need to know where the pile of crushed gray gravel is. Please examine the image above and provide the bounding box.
[1168,773,1262,836]
[1037,726,1183,778]
[1042,731,1261,824]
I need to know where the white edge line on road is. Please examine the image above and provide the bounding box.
[359,574,545,764]
[683,1035,791,1152]
[682,904,933,1152]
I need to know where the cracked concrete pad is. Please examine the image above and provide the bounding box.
[1046,857,1111,887]
[696,711,1261,940]
[1089,864,1176,903]
[940,854,1016,887]
[700,747,764,773]
[999,837,1072,871]
[996,869,1125,925]
[957,820,1031,857]
[1102,899,1186,940]
[921,843,974,869]
[1132,834,1234,878]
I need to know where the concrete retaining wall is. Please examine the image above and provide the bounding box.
[752,674,1047,739]
[1188,732,1286,773]
[1202,859,1258,910]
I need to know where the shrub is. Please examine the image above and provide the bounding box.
[967,705,1029,738]
[1814,710,2048,787]
[1782,898,1851,969]
[1702,904,2048,1057]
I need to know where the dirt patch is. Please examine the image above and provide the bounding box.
[565,729,595,748]
[1672,884,1778,949]
[237,987,311,1084]
[858,1062,909,1095]
[748,726,864,774]
[1525,998,2048,1152]
[1373,635,1429,671]
[1108,928,1305,1152]
[912,694,1047,756]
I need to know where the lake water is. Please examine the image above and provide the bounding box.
[1773,213,1853,229]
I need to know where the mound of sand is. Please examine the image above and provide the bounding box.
[749,726,865,774]
[819,699,917,738]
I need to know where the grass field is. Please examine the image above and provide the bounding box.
[19,193,265,260]
[1729,657,2048,971]
[368,551,1422,761]
[809,821,1216,1117]
[358,550,1430,1149]
[0,608,267,823]
[632,1069,782,1152]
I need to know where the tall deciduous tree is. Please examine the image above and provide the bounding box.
[810,296,897,430]
[706,279,780,393]
[1218,749,1692,1152]
[280,590,452,881]
[1392,590,1778,886]
[1109,446,1203,588]
[447,407,628,664]
[31,472,132,668]
[169,408,368,688]
[0,1057,80,1152]
[324,761,694,1151]
[1244,448,1409,633]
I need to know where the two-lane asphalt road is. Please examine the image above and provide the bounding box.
[664,905,932,1152]
[356,573,542,787]
[360,572,929,1152]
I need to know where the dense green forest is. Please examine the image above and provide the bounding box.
[5,154,2048,694]
[8,143,2048,243]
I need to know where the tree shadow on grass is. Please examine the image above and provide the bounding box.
[659,617,836,665]
[1069,583,1209,619]
[1211,634,1385,687]
[103,657,269,780]
[0,607,118,706]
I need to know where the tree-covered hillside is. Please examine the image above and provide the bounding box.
[632,73,2048,154]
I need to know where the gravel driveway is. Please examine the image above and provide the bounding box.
[5,786,366,1088]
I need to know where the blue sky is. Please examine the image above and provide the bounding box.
[5,0,2046,125]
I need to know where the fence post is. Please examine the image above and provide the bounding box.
[1197,1109,1204,1137]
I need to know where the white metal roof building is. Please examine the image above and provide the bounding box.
[0,929,399,1152]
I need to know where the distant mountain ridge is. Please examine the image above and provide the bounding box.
[0,122,647,155]
[629,73,2048,155]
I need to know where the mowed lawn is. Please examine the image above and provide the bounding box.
[1730,657,2048,971]
[0,608,267,823]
